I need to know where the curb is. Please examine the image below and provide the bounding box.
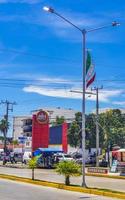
[86,173,125,180]
[0,174,125,199]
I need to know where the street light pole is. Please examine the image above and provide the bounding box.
[43,6,120,187]
[81,29,86,187]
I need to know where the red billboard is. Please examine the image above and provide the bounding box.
[32,111,49,152]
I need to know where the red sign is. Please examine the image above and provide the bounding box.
[88,167,108,174]
[36,110,49,124]
[32,113,49,152]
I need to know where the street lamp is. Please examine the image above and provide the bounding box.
[43,6,120,187]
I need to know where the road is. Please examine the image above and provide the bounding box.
[0,179,119,200]
[0,166,125,192]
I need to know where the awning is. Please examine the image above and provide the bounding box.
[34,148,63,156]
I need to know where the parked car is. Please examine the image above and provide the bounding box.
[13,152,23,163]
[76,154,96,165]
[23,152,31,164]
[86,155,96,164]
[54,153,74,163]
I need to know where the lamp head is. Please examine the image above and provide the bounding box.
[112,21,120,27]
[43,6,54,13]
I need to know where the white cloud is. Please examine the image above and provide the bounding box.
[23,79,124,102]
[23,86,81,99]
[88,89,123,102]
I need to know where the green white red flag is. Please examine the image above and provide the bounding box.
[86,51,96,88]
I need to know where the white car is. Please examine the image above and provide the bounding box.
[54,153,74,162]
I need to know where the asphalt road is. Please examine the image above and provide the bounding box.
[0,179,119,200]
[0,166,125,192]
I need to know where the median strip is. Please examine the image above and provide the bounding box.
[0,174,125,199]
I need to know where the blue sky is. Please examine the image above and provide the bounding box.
[0,0,125,135]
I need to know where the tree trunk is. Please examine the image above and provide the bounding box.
[3,132,7,153]
[65,175,70,185]
[32,168,34,180]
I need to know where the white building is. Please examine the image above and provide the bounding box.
[13,116,32,140]
[13,107,79,140]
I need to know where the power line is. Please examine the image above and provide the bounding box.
[0,48,79,64]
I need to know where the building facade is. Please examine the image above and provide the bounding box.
[13,107,78,140]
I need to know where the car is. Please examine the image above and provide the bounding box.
[23,152,31,164]
[13,152,23,163]
[75,154,96,165]
[54,153,74,163]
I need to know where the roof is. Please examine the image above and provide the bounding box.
[34,148,63,156]
[118,149,125,152]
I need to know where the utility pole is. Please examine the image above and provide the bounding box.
[91,86,103,167]
[1,100,16,153]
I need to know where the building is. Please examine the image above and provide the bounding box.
[13,116,32,140]
[13,107,78,140]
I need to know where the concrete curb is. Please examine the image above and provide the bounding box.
[0,174,125,199]
[86,173,125,180]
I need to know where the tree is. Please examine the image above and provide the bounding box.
[55,160,81,185]
[68,112,82,148]
[85,114,96,149]
[51,116,65,126]
[99,109,125,149]
[12,140,19,145]
[28,156,38,180]
[68,109,125,150]
[0,119,9,153]
[68,112,96,149]
[68,121,81,148]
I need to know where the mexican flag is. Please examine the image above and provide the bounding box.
[86,51,96,88]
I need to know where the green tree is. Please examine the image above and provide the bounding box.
[68,121,81,148]
[55,116,65,125]
[68,112,82,148]
[12,140,19,145]
[68,109,125,150]
[99,109,125,149]
[85,114,96,149]
[51,116,65,126]
[28,156,38,180]
[0,119,9,153]
[75,112,82,124]
[55,160,81,185]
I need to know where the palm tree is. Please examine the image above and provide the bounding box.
[0,119,9,153]
[28,157,38,180]
[56,160,82,185]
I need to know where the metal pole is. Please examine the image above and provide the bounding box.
[4,101,9,153]
[43,7,119,187]
[82,30,86,187]
[96,88,99,167]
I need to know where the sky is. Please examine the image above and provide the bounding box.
[0,0,125,136]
